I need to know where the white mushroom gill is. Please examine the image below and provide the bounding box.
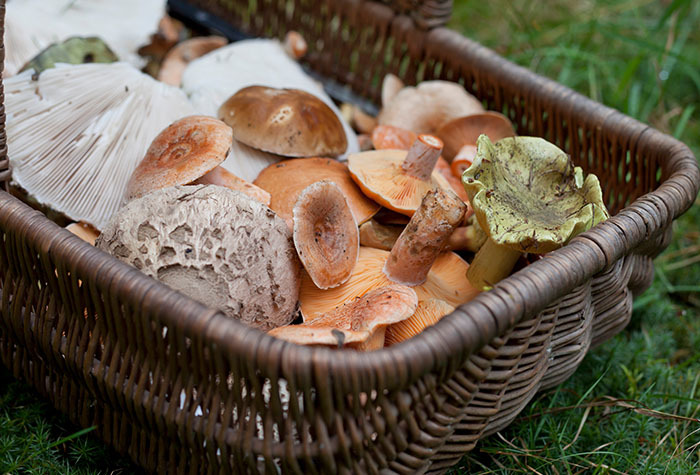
[4,0,166,76]
[6,62,196,230]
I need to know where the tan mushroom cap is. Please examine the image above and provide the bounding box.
[269,285,418,350]
[436,112,515,162]
[158,36,228,86]
[385,298,455,346]
[254,157,380,229]
[293,180,359,289]
[218,85,348,157]
[126,115,232,200]
[348,135,452,216]
[192,166,271,206]
[300,247,474,320]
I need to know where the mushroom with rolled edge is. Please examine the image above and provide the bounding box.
[4,0,166,76]
[462,135,610,291]
[348,134,452,216]
[377,80,484,134]
[125,115,270,205]
[269,285,418,350]
[5,62,196,230]
[300,188,478,320]
[254,158,380,229]
[96,185,300,331]
[293,181,359,289]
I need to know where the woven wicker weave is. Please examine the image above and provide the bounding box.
[1,0,699,473]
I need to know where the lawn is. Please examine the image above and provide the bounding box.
[1,0,699,473]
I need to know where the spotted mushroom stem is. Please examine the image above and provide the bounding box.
[383,188,467,286]
[401,134,444,182]
[466,238,522,290]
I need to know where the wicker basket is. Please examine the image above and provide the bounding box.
[1,0,698,473]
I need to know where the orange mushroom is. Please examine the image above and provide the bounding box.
[348,134,452,216]
[384,299,455,346]
[192,166,271,206]
[254,157,380,229]
[436,112,515,163]
[293,180,359,289]
[66,222,100,246]
[269,285,418,351]
[371,124,416,150]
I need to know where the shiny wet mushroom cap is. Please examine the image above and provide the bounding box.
[218,85,348,157]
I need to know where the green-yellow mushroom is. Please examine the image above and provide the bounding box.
[20,37,118,75]
[462,135,609,290]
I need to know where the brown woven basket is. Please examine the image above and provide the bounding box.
[1,0,698,473]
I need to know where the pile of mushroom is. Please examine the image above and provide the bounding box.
[4,14,610,349]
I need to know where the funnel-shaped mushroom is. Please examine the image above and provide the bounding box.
[254,158,380,229]
[219,86,348,157]
[293,181,359,289]
[4,0,165,76]
[384,299,455,346]
[269,285,418,350]
[6,62,196,230]
[436,112,515,162]
[378,80,484,134]
[348,135,452,216]
[97,185,300,331]
[300,189,477,320]
[462,135,610,290]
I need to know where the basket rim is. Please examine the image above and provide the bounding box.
[1,23,698,394]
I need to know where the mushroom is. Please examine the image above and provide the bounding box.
[180,39,358,154]
[381,74,405,108]
[269,285,418,351]
[377,80,484,134]
[462,135,610,290]
[293,181,359,289]
[158,36,228,86]
[359,220,484,253]
[96,185,300,331]
[436,111,515,162]
[348,134,452,216]
[253,158,380,229]
[283,31,308,60]
[300,188,477,319]
[4,0,166,76]
[5,62,196,230]
[218,86,348,157]
[65,222,100,246]
[384,299,455,346]
[19,36,118,74]
[192,167,271,206]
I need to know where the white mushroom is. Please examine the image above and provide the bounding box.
[4,0,166,76]
[96,185,301,331]
[5,62,196,230]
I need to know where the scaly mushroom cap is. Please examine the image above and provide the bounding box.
[378,80,484,134]
[348,135,452,216]
[270,285,418,350]
[436,112,515,162]
[254,158,380,229]
[192,166,271,206]
[97,185,300,331]
[299,247,473,320]
[384,299,455,346]
[219,86,348,157]
[126,116,232,200]
[463,135,610,254]
[293,181,359,289]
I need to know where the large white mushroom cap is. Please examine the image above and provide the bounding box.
[6,62,196,230]
[181,39,359,179]
[4,0,166,76]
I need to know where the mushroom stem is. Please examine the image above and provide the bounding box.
[401,135,444,181]
[446,225,486,252]
[383,188,467,286]
[466,238,522,290]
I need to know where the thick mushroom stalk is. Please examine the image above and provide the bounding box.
[293,181,359,289]
[269,285,418,351]
[401,135,444,181]
[384,188,467,286]
[462,135,610,290]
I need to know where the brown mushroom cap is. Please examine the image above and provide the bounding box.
[126,115,232,200]
[293,180,359,289]
[218,85,348,157]
[436,112,515,162]
[269,285,418,350]
[254,157,380,229]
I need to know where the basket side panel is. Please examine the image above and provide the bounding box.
[0,0,8,191]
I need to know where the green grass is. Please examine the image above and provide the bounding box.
[1,0,699,473]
